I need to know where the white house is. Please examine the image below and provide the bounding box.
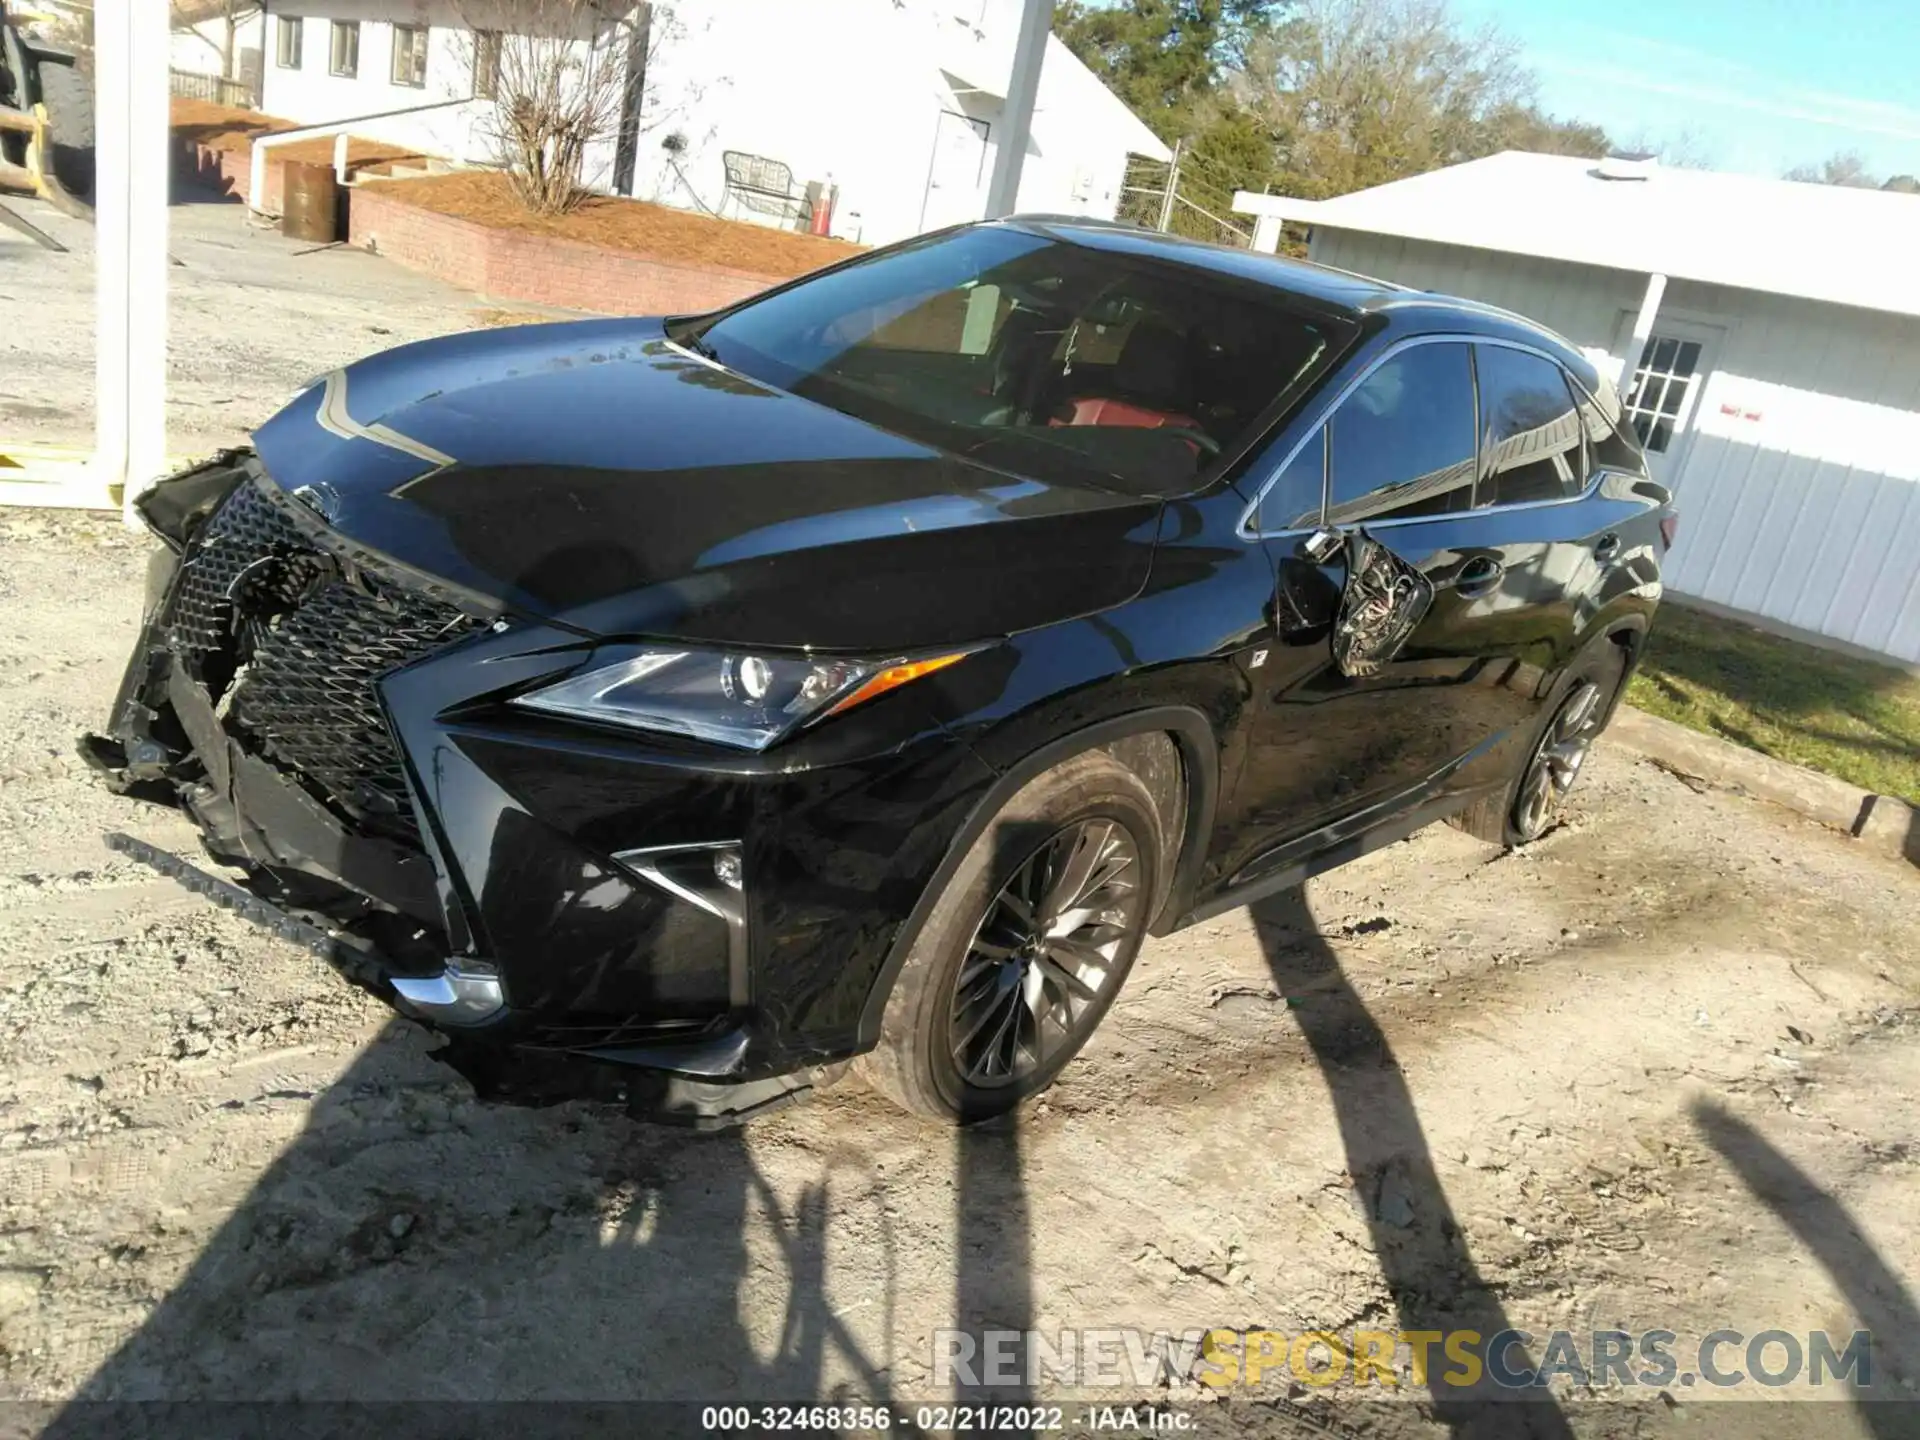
[253,0,1168,245]
[1237,155,1920,665]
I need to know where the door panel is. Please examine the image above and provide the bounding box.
[1234,518,1547,875]
[1220,340,1593,886]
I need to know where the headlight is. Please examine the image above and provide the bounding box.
[509,646,969,750]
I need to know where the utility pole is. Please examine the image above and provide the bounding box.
[983,0,1055,218]
[1157,137,1185,231]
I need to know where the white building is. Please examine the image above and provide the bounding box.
[254,0,1168,245]
[1237,153,1920,665]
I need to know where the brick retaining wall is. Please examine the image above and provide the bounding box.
[345,187,782,316]
[173,136,285,212]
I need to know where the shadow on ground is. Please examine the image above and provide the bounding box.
[1250,890,1573,1437]
[41,1019,1034,1438]
[1692,1102,1920,1437]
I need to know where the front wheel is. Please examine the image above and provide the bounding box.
[859,750,1162,1123]
[1451,644,1626,848]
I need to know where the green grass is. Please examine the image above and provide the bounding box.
[1627,604,1920,804]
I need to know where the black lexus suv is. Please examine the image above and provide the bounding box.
[87,218,1672,1125]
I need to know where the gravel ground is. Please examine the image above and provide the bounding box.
[2,511,1916,1437]
[0,196,506,458]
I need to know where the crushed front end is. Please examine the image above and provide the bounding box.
[85,454,991,1125]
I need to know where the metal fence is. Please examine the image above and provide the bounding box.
[1119,150,1253,248]
[168,69,255,109]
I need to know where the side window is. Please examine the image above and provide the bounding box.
[1257,428,1325,532]
[1575,384,1643,474]
[1474,345,1586,507]
[1327,343,1476,524]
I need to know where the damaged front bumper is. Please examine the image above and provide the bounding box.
[86,454,988,1125]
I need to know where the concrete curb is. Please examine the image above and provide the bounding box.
[1604,706,1919,865]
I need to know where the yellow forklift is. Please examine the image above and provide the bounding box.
[0,1,92,244]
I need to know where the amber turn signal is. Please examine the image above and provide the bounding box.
[824,652,970,717]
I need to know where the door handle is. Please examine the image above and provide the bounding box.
[1454,556,1504,596]
[1593,532,1621,563]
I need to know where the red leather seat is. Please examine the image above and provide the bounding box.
[1053,396,1199,431]
[1049,318,1199,433]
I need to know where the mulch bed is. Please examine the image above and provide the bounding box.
[169,96,427,171]
[357,169,865,278]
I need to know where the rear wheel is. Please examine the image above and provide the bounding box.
[1451,644,1626,848]
[860,751,1161,1123]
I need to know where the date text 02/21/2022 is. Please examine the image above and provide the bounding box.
[699,1404,1193,1432]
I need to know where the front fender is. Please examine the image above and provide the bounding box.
[854,703,1224,1048]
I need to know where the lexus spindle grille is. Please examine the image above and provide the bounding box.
[164,480,486,843]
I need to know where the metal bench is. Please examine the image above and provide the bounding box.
[722,150,808,224]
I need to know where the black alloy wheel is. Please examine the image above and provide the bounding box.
[861,748,1165,1123]
[1511,679,1606,842]
[945,817,1143,1088]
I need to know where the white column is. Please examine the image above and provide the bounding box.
[99,0,172,522]
[1251,214,1284,254]
[1619,272,1667,396]
[982,0,1054,219]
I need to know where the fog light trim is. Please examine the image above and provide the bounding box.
[613,842,749,1009]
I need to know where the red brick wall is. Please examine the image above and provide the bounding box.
[346,188,782,316]
[173,138,286,212]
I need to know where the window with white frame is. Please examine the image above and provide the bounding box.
[471,28,502,99]
[329,20,360,78]
[1623,335,1704,453]
[275,15,302,69]
[391,24,429,88]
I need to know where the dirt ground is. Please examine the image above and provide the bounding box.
[0,196,517,460]
[1,512,1917,1437]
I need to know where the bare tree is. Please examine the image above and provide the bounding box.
[1622,128,1717,170]
[170,1,258,81]
[1231,0,1576,200]
[1784,149,1878,187]
[455,0,675,216]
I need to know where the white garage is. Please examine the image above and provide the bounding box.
[1236,153,1920,665]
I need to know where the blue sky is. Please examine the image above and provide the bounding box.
[1450,0,1920,178]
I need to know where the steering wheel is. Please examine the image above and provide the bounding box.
[1159,427,1222,458]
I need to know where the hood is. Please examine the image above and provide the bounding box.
[252,319,1160,650]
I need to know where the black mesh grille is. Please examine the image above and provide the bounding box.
[166,481,323,672]
[165,479,487,842]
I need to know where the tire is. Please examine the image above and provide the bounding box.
[35,58,94,198]
[859,750,1163,1124]
[1450,642,1628,849]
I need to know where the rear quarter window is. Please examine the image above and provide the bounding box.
[1474,345,1586,506]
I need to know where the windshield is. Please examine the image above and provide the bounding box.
[676,226,1340,497]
